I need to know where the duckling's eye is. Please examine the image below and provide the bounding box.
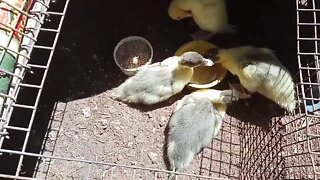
[204,48,219,61]
[205,48,219,57]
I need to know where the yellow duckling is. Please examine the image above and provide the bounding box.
[167,89,239,179]
[206,46,297,112]
[113,52,214,105]
[168,0,236,40]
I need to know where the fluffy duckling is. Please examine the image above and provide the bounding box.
[167,89,239,179]
[113,52,214,105]
[168,0,236,40]
[206,46,297,112]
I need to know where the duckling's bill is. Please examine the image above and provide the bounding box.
[202,58,214,66]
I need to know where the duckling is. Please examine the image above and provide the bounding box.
[112,52,214,105]
[167,89,239,179]
[168,0,236,40]
[206,46,297,112]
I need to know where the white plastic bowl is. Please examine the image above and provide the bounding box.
[113,36,153,76]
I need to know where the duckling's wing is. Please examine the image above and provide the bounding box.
[240,49,283,83]
[241,62,259,79]
[168,96,223,172]
[242,62,290,88]
[169,97,221,148]
[133,65,175,92]
[115,64,178,104]
[240,47,281,65]
[241,61,296,111]
[240,62,278,92]
[240,48,294,94]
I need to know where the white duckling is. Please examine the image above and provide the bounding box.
[167,89,239,179]
[207,46,297,112]
[168,0,236,40]
[113,52,214,105]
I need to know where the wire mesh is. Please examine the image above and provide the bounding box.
[0,0,71,178]
[239,117,285,180]
[0,0,319,179]
[199,116,240,179]
[0,0,39,146]
[0,149,226,180]
[286,0,320,179]
[0,0,56,146]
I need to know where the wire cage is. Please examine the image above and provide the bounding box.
[0,0,319,179]
[0,0,71,178]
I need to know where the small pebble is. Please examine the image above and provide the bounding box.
[48,131,57,140]
[117,155,123,161]
[132,56,139,64]
[156,143,163,148]
[82,107,91,118]
[126,152,135,157]
[100,119,108,126]
[127,142,133,148]
[148,152,157,164]
[159,116,167,127]
[147,113,152,118]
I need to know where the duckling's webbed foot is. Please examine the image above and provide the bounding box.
[228,83,253,99]
[220,89,240,104]
[190,30,213,41]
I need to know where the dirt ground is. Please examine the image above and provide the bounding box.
[37,89,241,179]
[32,0,299,179]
